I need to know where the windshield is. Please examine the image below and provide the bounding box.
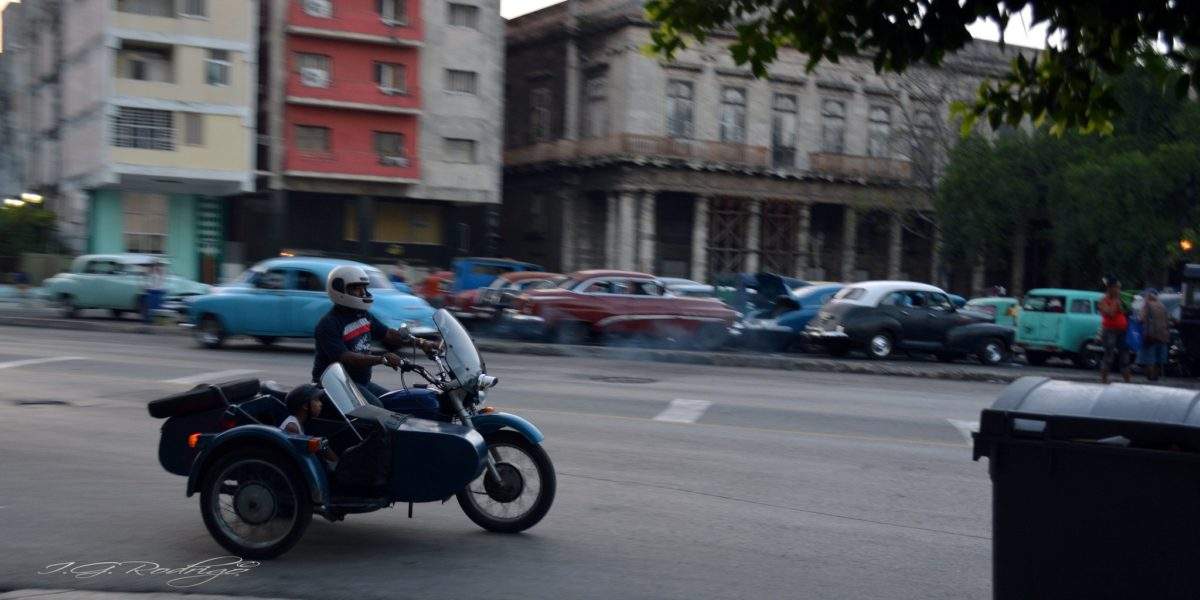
[319,363,369,416]
[433,309,484,389]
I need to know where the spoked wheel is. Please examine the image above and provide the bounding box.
[200,451,311,560]
[457,430,556,533]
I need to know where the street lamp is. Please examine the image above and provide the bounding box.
[20,193,43,204]
[3,198,25,207]
[1182,239,1195,253]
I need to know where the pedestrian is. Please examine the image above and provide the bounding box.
[1098,276,1132,384]
[13,270,30,308]
[1138,288,1170,382]
[142,262,166,324]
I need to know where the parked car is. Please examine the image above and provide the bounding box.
[43,254,210,319]
[965,297,1021,328]
[736,283,845,351]
[805,281,1015,364]
[508,269,738,348]
[449,271,564,324]
[1015,288,1104,368]
[184,257,436,348]
[713,272,810,315]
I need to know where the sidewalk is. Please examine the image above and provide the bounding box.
[0,591,294,600]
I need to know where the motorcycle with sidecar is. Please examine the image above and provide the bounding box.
[148,309,556,559]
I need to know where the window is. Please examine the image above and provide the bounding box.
[112,107,175,150]
[183,113,203,146]
[719,87,747,143]
[294,270,325,292]
[1070,299,1094,314]
[302,0,332,18]
[205,49,230,86]
[295,125,330,153]
[123,193,168,254]
[928,292,953,311]
[834,287,866,301]
[297,53,330,88]
[914,109,936,140]
[179,0,206,17]
[821,99,846,154]
[868,105,892,158]
[632,281,664,296]
[375,132,407,166]
[444,138,476,163]
[446,69,478,94]
[374,62,406,94]
[666,79,694,139]
[85,260,120,275]
[115,0,173,17]
[529,87,552,143]
[771,93,799,168]
[1023,295,1067,313]
[119,45,172,82]
[377,0,408,25]
[448,3,479,28]
[582,73,608,139]
[351,203,444,244]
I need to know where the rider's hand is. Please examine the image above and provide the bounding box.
[381,352,403,370]
[419,338,440,358]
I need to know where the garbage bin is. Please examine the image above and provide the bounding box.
[974,376,1200,600]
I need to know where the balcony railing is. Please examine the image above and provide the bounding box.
[505,134,770,168]
[808,152,912,180]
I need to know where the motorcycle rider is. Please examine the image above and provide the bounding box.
[312,265,439,402]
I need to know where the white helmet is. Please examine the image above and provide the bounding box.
[327,265,374,311]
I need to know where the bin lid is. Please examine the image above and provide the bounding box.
[975,377,1200,456]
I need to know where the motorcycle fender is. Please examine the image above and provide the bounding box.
[472,412,545,444]
[185,425,330,506]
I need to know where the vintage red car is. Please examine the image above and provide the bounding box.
[449,271,565,323]
[508,270,737,348]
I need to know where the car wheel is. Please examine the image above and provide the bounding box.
[1025,350,1049,367]
[866,332,894,360]
[196,314,227,349]
[255,336,278,347]
[977,338,1010,366]
[1072,343,1101,370]
[58,294,77,319]
[200,449,311,560]
[551,321,588,345]
[109,309,125,319]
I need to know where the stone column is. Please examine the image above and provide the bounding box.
[559,190,576,273]
[887,211,904,280]
[605,192,619,267]
[795,202,812,279]
[618,190,637,270]
[744,198,762,272]
[691,195,709,282]
[930,222,944,288]
[840,206,858,281]
[562,2,581,141]
[637,191,657,273]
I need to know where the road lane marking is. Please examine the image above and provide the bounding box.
[654,399,713,423]
[165,369,260,385]
[947,419,979,446]
[0,356,85,370]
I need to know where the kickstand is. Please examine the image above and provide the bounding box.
[408,502,413,518]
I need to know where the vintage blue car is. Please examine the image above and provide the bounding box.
[185,257,436,348]
[735,283,845,351]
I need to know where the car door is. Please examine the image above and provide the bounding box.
[84,259,122,308]
[878,291,927,344]
[922,292,962,345]
[240,267,289,335]
[1065,297,1099,352]
[284,268,329,336]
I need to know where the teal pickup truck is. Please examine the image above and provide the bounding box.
[1015,288,1104,368]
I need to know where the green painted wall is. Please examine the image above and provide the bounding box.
[89,190,124,254]
[168,195,198,281]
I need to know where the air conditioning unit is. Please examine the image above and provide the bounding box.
[303,0,332,18]
[300,67,329,88]
[379,155,409,167]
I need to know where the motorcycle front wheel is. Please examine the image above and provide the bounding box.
[457,430,556,533]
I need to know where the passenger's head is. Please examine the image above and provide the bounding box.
[1103,275,1121,295]
[286,384,325,420]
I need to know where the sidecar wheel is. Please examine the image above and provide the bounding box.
[200,449,311,560]
[457,430,556,534]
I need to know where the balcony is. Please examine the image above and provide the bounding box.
[286,148,420,182]
[808,153,912,181]
[504,134,770,168]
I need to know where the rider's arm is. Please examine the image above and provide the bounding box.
[370,314,437,353]
[316,316,391,369]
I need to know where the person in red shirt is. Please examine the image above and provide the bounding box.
[1098,276,1132,384]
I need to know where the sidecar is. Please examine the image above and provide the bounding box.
[148,372,488,559]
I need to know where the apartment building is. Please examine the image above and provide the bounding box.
[244,0,504,269]
[502,0,1021,286]
[1,0,256,281]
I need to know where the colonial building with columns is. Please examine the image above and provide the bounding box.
[501,0,1022,287]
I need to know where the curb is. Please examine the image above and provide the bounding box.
[0,590,294,600]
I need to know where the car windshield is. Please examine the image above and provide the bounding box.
[968,302,998,317]
[433,309,484,389]
[319,363,369,416]
[557,278,581,289]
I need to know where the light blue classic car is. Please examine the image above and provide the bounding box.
[186,257,437,348]
[43,254,211,318]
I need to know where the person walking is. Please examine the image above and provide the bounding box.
[1138,288,1171,382]
[1098,276,1132,384]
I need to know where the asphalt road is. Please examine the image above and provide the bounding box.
[0,326,1001,600]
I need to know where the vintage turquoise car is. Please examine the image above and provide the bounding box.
[1015,288,1104,368]
[43,253,210,318]
[965,297,1021,328]
[185,257,436,348]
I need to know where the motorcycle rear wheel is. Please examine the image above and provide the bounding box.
[200,449,311,560]
[457,430,556,533]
